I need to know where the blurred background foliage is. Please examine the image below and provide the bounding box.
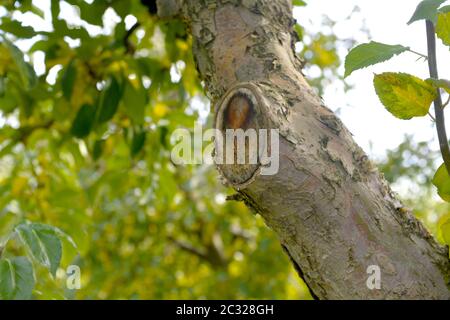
[0,0,448,300]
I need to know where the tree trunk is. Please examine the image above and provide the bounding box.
[157,0,450,299]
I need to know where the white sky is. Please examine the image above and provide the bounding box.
[2,0,450,161]
[296,0,450,159]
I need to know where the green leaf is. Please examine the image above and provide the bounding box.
[408,0,447,25]
[0,77,5,97]
[50,0,60,25]
[131,129,146,157]
[439,5,450,13]
[426,78,450,94]
[344,42,409,77]
[97,77,123,123]
[440,218,450,245]
[16,223,62,276]
[292,0,307,6]
[71,104,96,138]
[0,257,35,300]
[61,59,77,101]
[123,79,147,124]
[78,1,107,26]
[64,0,107,26]
[111,1,131,18]
[440,219,450,245]
[433,163,450,201]
[373,72,437,119]
[294,24,304,41]
[0,93,17,114]
[92,139,105,160]
[0,19,36,38]
[1,36,37,89]
[436,12,450,46]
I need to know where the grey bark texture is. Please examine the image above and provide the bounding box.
[158,0,450,299]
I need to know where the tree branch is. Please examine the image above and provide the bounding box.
[443,95,450,108]
[426,20,450,174]
[167,234,228,268]
[172,0,450,298]
[168,235,208,260]
[124,21,141,54]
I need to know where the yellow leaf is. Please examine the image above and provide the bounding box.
[153,102,168,118]
[11,176,28,196]
[176,39,189,52]
[436,12,450,46]
[374,72,436,119]
[440,219,450,245]
[432,163,450,202]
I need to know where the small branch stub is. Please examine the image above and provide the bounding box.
[214,83,270,189]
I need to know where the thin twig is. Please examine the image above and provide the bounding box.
[167,235,207,260]
[426,20,450,174]
[443,95,450,108]
[124,21,141,54]
[428,111,436,122]
[407,48,428,61]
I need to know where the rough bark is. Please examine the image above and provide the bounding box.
[158,0,450,299]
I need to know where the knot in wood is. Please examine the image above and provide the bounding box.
[215,83,267,188]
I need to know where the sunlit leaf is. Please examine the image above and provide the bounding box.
[309,35,339,68]
[292,0,307,6]
[440,218,450,246]
[432,163,450,202]
[436,12,450,46]
[373,72,436,119]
